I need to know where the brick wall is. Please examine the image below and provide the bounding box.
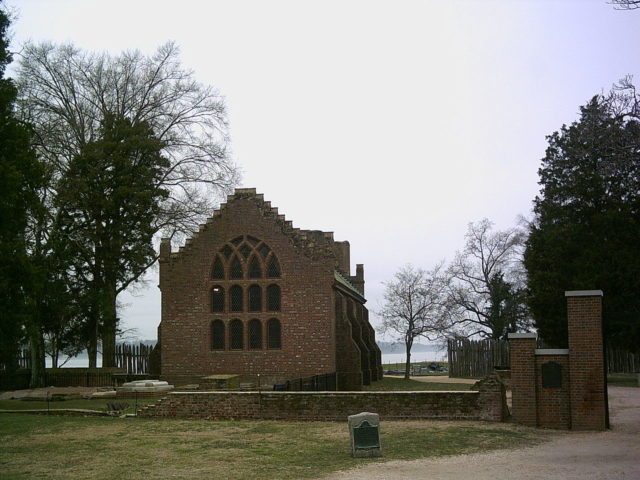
[158,189,381,388]
[509,291,607,431]
[508,333,537,427]
[566,291,607,430]
[535,353,570,429]
[139,376,506,422]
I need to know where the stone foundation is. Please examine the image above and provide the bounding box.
[139,373,506,422]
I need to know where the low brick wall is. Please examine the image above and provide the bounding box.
[139,374,506,422]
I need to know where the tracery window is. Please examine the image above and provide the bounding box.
[230,319,243,350]
[266,256,281,278]
[267,318,281,349]
[248,285,262,312]
[212,256,225,279]
[230,285,243,312]
[248,256,262,279]
[211,320,225,350]
[208,236,282,351]
[249,319,262,349]
[211,286,225,313]
[267,284,281,311]
[230,256,243,279]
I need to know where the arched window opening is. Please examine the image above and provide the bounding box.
[267,284,281,311]
[211,320,225,350]
[239,243,252,259]
[230,285,243,312]
[247,235,260,245]
[212,256,225,279]
[230,256,243,279]
[258,243,270,258]
[267,256,281,278]
[267,319,281,349]
[221,244,233,259]
[249,319,262,349]
[211,286,225,313]
[230,320,243,350]
[248,256,262,279]
[248,285,262,312]
[231,236,243,246]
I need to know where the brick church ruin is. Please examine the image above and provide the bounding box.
[157,188,383,390]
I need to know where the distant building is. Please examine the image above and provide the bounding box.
[157,188,382,389]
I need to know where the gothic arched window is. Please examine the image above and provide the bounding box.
[248,285,262,312]
[230,256,243,279]
[211,320,225,350]
[230,319,243,350]
[267,318,281,349]
[267,284,281,311]
[211,286,224,313]
[266,256,281,278]
[249,319,262,349]
[230,285,243,312]
[248,256,262,279]
[212,256,225,279]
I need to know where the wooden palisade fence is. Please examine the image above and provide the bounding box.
[447,338,510,378]
[447,338,638,377]
[607,347,640,373]
[115,343,153,374]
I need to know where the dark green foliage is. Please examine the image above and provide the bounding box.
[55,114,169,365]
[525,95,640,349]
[0,3,44,373]
[485,272,527,340]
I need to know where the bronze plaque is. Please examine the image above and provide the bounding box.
[542,361,562,388]
[353,420,380,450]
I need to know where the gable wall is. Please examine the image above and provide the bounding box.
[159,196,337,386]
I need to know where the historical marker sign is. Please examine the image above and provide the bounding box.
[348,412,382,458]
[542,361,562,388]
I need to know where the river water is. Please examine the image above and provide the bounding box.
[48,349,448,369]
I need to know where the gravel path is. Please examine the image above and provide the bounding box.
[324,386,640,480]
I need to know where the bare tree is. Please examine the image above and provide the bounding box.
[447,219,530,339]
[610,0,640,10]
[16,41,239,367]
[378,263,452,379]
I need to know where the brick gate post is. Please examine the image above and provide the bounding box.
[508,333,537,427]
[566,290,607,431]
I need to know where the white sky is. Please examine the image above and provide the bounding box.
[7,0,640,341]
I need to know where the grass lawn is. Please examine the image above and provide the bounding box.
[0,395,165,415]
[365,376,474,391]
[608,373,639,387]
[0,413,546,480]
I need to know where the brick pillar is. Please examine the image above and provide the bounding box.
[566,290,607,431]
[508,333,537,427]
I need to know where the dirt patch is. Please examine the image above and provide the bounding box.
[323,386,640,480]
[387,375,478,384]
[0,386,103,400]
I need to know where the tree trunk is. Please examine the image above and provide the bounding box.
[100,280,118,367]
[28,324,46,388]
[87,309,98,368]
[404,340,412,380]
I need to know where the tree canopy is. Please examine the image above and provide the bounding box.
[11,40,239,369]
[377,263,452,378]
[524,91,640,349]
[0,3,44,374]
[447,219,529,340]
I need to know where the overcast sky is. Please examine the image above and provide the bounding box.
[7,0,640,341]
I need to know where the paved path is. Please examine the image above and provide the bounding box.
[386,375,478,384]
[324,386,640,480]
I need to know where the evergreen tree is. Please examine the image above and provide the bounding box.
[524,95,640,349]
[55,115,169,366]
[0,3,44,378]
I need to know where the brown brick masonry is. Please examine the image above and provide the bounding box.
[139,373,507,422]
